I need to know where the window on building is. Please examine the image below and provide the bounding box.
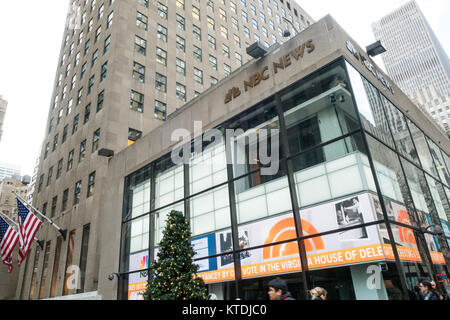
[79,139,86,162]
[176,14,185,31]
[208,34,216,50]
[130,90,144,113]
[154,100,167,121]
[176,58,186,76]
[100,62,108,81]
[157,2,168,19]
[209,55,217,70]
[72,114,79,134]
[136,11,148,30]
[193,46,202,62]
[176,35,185,52]
[155,73,167,92]
[134,35,146,55]
[50,196,57,218]
[157,24,167,42]
[74,180,82,205]
[67,149,74,171]
[128,128,142,146]
[56,159,63,179]
[87,171,96,197]
[92,128,100,152]
[192,6,200,20]
[132,62,145,83]
[176,82,186,102]
[84,103,91,124]
[156,47,167,66]
[194,68,203,84]
[61,188,69,212]
[47,167,53,187]
[193,24,201,40]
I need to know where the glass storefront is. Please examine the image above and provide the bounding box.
[118,58,450,300]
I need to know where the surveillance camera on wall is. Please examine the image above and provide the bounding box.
[329,94,336,104]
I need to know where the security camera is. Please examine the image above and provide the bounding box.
[329,94,336,103]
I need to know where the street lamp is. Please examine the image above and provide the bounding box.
[421,224,443,236]
[366,40,386,57]
[282,17,299,38]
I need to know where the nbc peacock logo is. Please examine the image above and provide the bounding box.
[262,218,325,260]
[139,255,149,270]
[397,210,417,245]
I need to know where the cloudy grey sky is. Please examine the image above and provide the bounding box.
[0,0,449,176]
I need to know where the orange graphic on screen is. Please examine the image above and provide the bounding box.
[263,218,325,260]
[397,210,417,245]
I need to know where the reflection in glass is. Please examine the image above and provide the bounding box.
[427,137,450,186]
[380,95,420,166]
[407,119,439,179]
[425,174,449,222]
[283,61,360,156]
[366,135,419,227]
[346,62,395,150]
[226,97,283,187]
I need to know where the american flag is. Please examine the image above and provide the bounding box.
[0,216,19,273]
[16,199,42,265]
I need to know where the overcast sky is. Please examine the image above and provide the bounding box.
[0,0,449,177]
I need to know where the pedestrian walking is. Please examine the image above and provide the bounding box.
[267,278,295,300]
[418,280,440,300]
[309,287,327,300]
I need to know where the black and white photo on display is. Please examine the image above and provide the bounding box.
[335,196,368,240]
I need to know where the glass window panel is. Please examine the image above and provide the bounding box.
[282,61,360,157]
[154,203,184,246]
[189,138,227,194]
[427,138,450,186]
[123,165,151,220]
[191,185,231,237]
[366,135,420,227]
[407,119,439,179]
[293,134,370,208]
[225,97,284,188]
[345,62,395,149]
[380,95,420,166]
[155,155,184,210]
[425,174,449,222]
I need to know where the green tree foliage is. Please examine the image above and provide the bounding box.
[143,210,208,300]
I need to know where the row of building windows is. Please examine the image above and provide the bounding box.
[38,171,96,218]
[39,128,99,192]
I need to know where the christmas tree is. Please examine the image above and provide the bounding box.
[143,210,208,300]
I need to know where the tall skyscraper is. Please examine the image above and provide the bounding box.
[0,95,7,143]
[372,0,450,132]
[24,0,314,299]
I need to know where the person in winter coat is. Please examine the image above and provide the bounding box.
[309,287,327,300]
[267,278,295,300]
[419,281,440,300]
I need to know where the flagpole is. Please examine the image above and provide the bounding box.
[13,192,67,241]
[0,211,44,250]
